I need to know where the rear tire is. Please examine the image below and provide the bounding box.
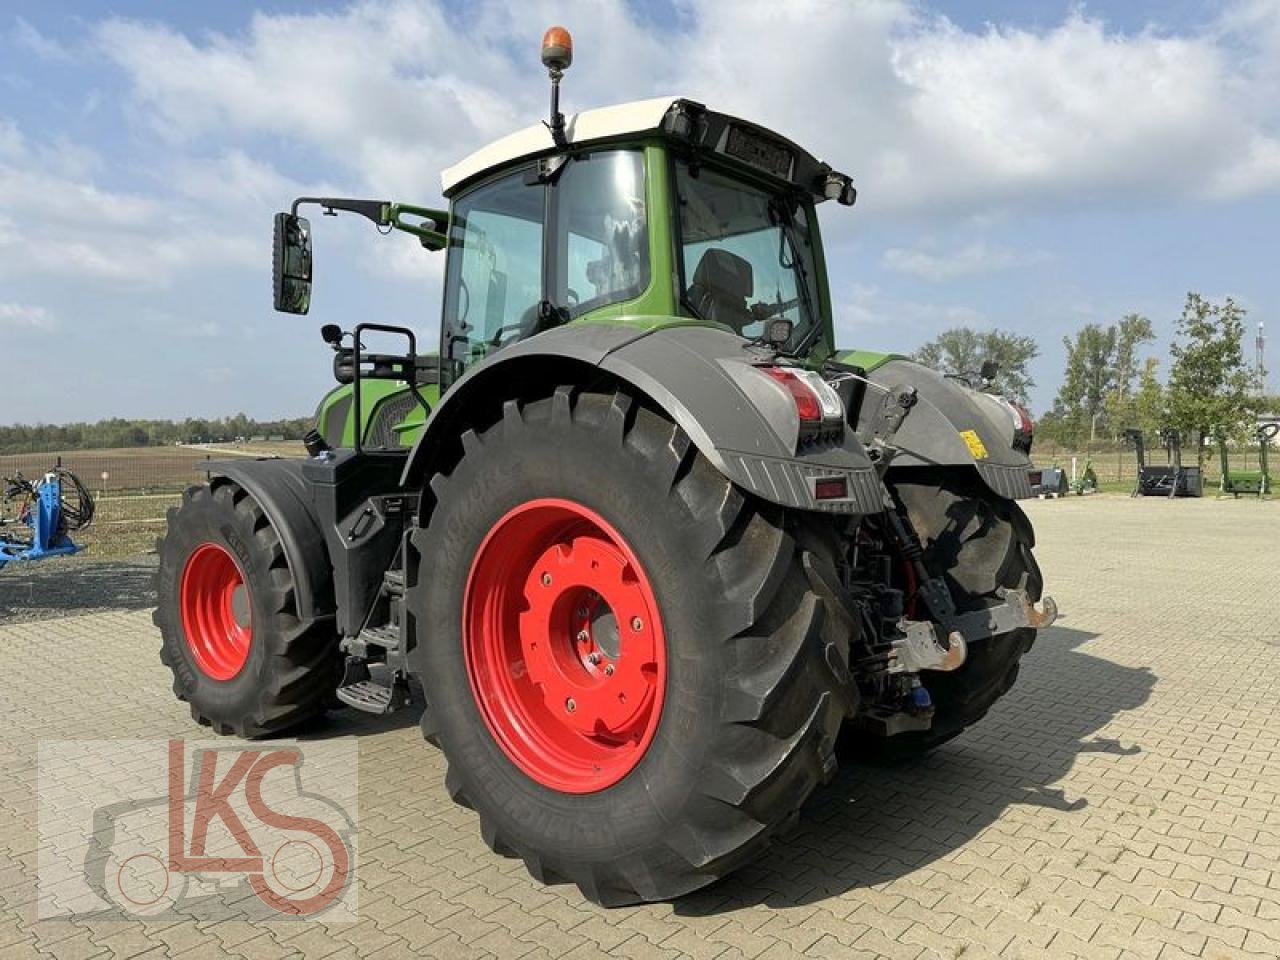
[850,471,1043,762]
[154,481,341,738]
[407,389,853,905]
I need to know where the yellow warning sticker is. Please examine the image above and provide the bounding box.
[959,429,988,460]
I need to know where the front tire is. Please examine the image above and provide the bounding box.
[154,481,341,738]
[407,390,852,905]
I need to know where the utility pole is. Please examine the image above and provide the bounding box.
[1257,322,1266,395]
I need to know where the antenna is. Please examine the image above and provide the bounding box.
[541,26,573,149]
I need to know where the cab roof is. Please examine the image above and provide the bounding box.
[442,97,678,195]
[440,97,852,206]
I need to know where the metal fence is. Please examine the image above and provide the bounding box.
[0,448,218,496]
[0,448,229,562]
[1034,447,1271,485]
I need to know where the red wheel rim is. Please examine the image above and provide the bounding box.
[180,542,253,681]
[464,499,667,793]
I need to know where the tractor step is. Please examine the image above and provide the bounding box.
[358,623,401,650]
[336,680,409,714]
[335,658,412,715]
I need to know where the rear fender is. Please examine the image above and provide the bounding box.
[858,358,1033,500]
[401,323,884,516]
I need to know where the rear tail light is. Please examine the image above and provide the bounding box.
[991,396,1034,453]
[1009,401,1034,436]
[761,366,845,447]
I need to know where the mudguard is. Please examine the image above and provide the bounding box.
[856,358,1034,500]
[200,458,335,621]
[401,323,885,515]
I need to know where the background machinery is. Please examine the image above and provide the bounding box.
[1216,423,1278,498]
[1124,427,1203,498]
[154,28,1056,905]
[0,463,95,569]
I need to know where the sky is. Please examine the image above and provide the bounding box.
[1,0,1278,424]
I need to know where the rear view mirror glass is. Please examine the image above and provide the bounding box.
[273,212,312,314]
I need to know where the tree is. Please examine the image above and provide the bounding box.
[1166,293,1260,465]
[1132,357,1166,435]
[1054,313,1156,443]
[1055,324,1117,443]
[1103,313,1155,433]
[912,327,1040,403]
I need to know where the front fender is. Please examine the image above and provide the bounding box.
[401,322,884,515]
[858,358,1033,500]
[200,458,335,621]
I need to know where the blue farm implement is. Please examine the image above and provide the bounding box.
[0,464,95,569]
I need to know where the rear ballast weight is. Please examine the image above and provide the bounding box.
[154,26,1056,907]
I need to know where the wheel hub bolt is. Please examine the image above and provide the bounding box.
[587,652,601,665]
[577,630,590,643]
[565,698,576,713]
[541,572,552,586]
[604,664,614,676]
[630,616,643,631]
[578,606,589,617]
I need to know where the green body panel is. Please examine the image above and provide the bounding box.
[315,378,439,449]
[832,349,902,372]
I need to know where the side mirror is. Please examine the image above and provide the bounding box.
[980,359,1000,382]
[273,212,312,314]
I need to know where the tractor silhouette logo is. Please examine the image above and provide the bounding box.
[72,740,357,920]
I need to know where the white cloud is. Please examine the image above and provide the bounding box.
[0,120,260,286]
[88,1,1280,219]
[882,240,1050,281]
[0,302,55,330]
[836,283,986,340]
[11,17,71,62]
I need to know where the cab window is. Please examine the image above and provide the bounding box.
[441,171,544,371]
[552,150,648,317]
[440,150,649,383]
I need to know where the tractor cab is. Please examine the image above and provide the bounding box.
[433,94,857,387]
[273,29,857,451]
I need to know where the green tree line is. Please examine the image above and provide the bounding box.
[0,414,313,454]
[913,292,1271,461]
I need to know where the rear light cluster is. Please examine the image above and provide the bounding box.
[999,398,1034,454]
[761,366,845,448]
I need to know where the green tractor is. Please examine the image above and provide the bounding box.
[155,28,1056,905]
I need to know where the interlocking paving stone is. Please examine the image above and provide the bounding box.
[3,494,1279,958]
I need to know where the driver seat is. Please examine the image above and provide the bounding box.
[688,249,754,333]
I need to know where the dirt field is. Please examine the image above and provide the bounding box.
[0,442,310,561]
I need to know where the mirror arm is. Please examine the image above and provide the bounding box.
[386,202,449,251]
[291,196,390,225]
[288,197,448,251]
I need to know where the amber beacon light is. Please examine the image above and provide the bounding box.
[541,26,573,71]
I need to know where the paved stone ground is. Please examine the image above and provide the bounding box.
[2,495,1278,959]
